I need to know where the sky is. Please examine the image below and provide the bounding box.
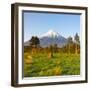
[23,11,80,42]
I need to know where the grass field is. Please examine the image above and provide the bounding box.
[24,52,80,77]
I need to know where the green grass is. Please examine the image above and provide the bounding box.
[24,52,80,77]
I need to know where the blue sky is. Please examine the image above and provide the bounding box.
[23,12,80,42]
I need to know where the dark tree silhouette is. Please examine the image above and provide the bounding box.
[74,33,80,44]
[74,33,80,54]
[67,36,73,54]
[29,36,40,47]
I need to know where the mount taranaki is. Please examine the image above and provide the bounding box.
[24,30,68,47]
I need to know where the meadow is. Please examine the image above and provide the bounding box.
[24,51,80,77]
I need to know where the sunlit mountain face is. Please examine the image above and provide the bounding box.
[39,30,67,47]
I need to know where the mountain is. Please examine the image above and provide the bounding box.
[39,30,67,47]
[40,30,60,38]
[24,30,68,47]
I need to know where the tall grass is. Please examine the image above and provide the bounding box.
[24,52,80,77]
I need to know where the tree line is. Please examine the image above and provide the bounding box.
[24,33,80,55]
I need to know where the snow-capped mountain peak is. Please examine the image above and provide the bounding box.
[24,29,68,47]
[40,29,60,38]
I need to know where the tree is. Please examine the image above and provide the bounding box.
[74,33,80,43]
[67,36,73,44]
[29,36,40,47]
[53,44,58,53]
[29,36,40,54]
[67,36,73,54]
[74,33,80,54]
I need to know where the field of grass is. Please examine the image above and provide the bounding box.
[24,52,80,77]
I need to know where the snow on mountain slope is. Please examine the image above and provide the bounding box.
[40,30,60,38]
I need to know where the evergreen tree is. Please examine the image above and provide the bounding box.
[29,36,40,47]
[67,36,73,54]
[74,33,80,54]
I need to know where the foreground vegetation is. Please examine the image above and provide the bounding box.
[24,33,80,77]
[24,52,80,77]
